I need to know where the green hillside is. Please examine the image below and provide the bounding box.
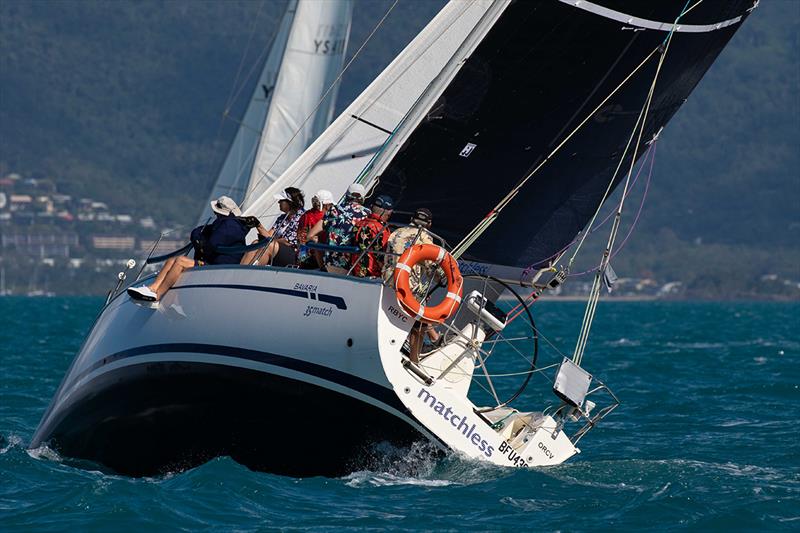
[1,0,798,297]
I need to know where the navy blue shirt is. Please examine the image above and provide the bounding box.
[192,214,249,265]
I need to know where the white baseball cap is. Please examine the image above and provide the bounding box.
[314,189,334,205]
[347,183,366,198]
[210,196,242,216]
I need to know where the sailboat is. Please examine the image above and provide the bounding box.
[31,0,755,477]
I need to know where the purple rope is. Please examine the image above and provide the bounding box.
[569,141,657,277]
[520,142,655,277]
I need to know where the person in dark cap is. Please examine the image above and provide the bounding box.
[382,207,434,284]
[350,195,394,278]
[382,207,439,362]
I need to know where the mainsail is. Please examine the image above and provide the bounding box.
[244,0,496,222]
[199,0,353,223]
[364,0,754,269]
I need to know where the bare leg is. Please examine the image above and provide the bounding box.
[148,257,176,292]
[242,241,279,266]
[155,255,195,299]
[408,322,424,364]
[259,241,280,265]
[425,324,440,344]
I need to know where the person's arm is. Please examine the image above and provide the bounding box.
[306,219,324,241]
[256,224,274,239]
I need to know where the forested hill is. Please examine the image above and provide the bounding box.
[1,0,798,294]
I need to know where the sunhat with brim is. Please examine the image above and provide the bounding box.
[210,196,242,217]
[315,189,334,205]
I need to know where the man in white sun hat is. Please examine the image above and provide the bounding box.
[127,195,253,301]
[296,189,335,269]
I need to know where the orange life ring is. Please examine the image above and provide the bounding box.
[394,244,463,324]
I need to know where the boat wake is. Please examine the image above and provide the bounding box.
[343,440,512,488]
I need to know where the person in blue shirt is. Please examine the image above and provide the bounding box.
[127,196,251,301]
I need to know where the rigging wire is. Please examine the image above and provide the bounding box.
[222,0,268,117]
[569,140,656,277]
[449,44,661,260]
[572,2,699,366]
[502,141,656,323]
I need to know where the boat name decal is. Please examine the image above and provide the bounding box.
[294,283,319,293]
[417,388,493,458]
[304,305,333,318]
[458,261,488,276]
[498,440,529,468]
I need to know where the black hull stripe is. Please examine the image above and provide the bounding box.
[70,343,405,413]
[173,284,348,310]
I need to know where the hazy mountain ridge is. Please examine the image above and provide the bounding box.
[0,0,797,296]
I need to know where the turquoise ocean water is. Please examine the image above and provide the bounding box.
[1,298,798,531]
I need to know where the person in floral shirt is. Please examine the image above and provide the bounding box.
[240,187,305,267]
[351,195,393,278]
[307,183,371,273]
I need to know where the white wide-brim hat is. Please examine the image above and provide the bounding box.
[210,195,242,217]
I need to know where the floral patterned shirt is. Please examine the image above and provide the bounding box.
[350,213,391,278]
[271,209,304,247]
[322,201,371,269]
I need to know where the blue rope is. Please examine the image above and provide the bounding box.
[663,0,694,45]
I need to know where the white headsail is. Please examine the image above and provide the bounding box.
[199,0,353,223]
[244,0,495,223]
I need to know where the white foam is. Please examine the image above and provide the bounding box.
[0,433,23,454]
[26,443,62,462]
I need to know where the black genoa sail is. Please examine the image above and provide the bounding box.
[369,0,754,269]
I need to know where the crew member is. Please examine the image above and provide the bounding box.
[350,195,393,277]
[241,187,305,267]
[297,189,334,269]
[128,195,251,301]
[307,183,370,274]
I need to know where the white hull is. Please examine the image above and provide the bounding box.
[33,266,584,475]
